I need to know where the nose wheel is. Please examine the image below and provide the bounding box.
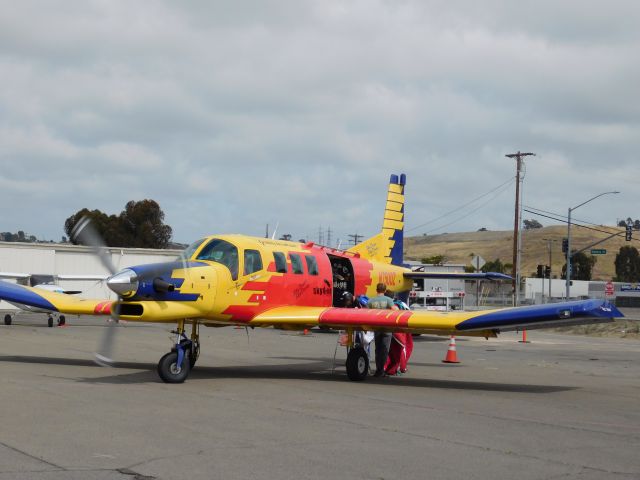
[157,351,191,383]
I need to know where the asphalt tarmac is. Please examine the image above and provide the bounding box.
[1,314,639,480]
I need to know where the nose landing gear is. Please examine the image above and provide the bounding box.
[157,320,200,384]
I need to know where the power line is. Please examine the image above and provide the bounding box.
[524,205,612,230]
[522,208,623,236]
[407,177,515,233]
[523,208,640,247]
[414,180,515,235]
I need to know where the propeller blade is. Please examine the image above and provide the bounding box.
[94,302,119,367]
[70,216,117,275]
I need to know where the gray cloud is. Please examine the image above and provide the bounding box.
[1,1,638,245]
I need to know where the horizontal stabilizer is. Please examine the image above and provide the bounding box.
[404,271,512,281]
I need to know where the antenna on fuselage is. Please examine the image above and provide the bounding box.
[271,221,279,240]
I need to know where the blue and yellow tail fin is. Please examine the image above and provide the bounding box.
[348,173,405,266]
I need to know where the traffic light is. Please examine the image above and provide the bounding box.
[545,266,551,278]
[562,238,568,253]
[626,224,632,241]
[536,264,543,277]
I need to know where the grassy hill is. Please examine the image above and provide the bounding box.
[405,225,633,281]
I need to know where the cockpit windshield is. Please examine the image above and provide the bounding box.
[178,238,206,261]
[195,238,238,280]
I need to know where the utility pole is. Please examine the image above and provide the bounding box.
[348,233,363,246]
[327,227,332,248]
[547,238,553,300]
[505,151,536,306]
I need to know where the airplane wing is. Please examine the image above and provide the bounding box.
[57,274,109,281]
[0,272,31,280]
[0,280,112,315]
[248,299,622,337]
[404,271,512,281]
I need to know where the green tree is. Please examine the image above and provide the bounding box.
[481,258,505,273]
[614,246,640,282]
[421,255,446,264]
[119,200,172,248]
[562,252,596,281]
[65,200,172,249]
[523,219,543,229]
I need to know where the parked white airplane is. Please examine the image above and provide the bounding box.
[0,273,107,326]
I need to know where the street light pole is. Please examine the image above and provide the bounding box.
[566,191,620,300]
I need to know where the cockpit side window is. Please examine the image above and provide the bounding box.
[244,249,263,275]
[273,252,287,273]
[196,238,238,280]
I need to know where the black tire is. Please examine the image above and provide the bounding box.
[346,347,369,381]
[47,316,54,328]
[157,351,191,383]
[4,314,11,326]
[58,315,66,326]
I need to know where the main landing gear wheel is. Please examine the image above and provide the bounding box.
[4,314,11,326]
[58,315,66,326]
[47,316,54,328]
[157,351,191,384]
[346,347,369,381]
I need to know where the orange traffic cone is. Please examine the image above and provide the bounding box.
[302,328,310,336]
[442,336,460,363]
[518,329,530,343]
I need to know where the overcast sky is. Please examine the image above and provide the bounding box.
[1,1,638,246]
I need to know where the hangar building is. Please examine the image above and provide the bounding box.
[0,241,180,311]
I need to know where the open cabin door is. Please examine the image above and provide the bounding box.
[328,254,354,307]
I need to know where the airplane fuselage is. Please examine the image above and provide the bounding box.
[113,235,411,323]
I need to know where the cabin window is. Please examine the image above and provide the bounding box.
[289,253,304,274]
[244,249,263,275]
[273,252,287,273]
[195,238,238,280]
[305,255,319,275]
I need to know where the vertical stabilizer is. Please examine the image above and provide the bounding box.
[348,174,405,266]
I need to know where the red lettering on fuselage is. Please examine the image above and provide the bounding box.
[378,271,397,287]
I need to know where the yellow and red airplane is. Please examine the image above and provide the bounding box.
[0,174,623,383]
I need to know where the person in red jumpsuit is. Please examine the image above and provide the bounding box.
[384,299,414,376]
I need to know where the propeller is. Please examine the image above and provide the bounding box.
[70,216,120,366]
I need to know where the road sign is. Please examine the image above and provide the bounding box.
[470,255,485,271]
[605,281,614,296]
[590,249,607,255]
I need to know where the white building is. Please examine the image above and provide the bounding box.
[0,241,181,310]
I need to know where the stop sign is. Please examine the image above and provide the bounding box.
[605,281,614,296]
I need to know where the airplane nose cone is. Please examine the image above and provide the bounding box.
[107,269,139,298]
